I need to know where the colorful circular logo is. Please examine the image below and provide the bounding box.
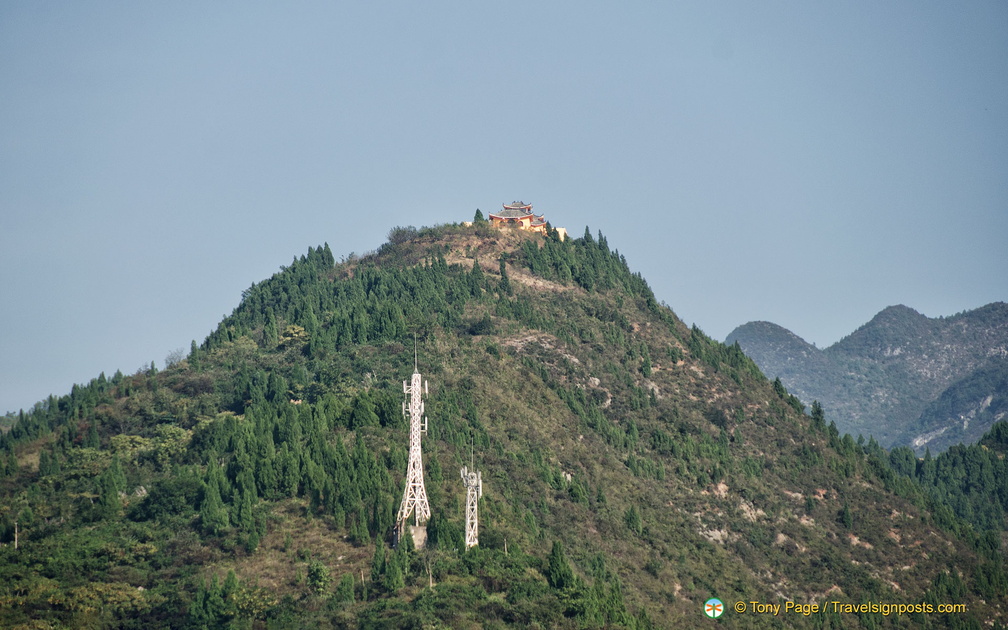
[705,598,724,619]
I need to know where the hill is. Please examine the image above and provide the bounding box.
[898,355,1008,454]
[719,321,834,389]
[1,222,1005,628]
[726,303,1008,451]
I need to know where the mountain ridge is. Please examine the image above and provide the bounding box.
[726,302,1008,451]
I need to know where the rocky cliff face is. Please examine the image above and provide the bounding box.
[726,302,1008,450]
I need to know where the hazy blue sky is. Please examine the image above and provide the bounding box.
[2,2,1006,414]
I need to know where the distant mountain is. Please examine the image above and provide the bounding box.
[899,354,1008,453]
[726,303,1008,451]
[722,321,835,392]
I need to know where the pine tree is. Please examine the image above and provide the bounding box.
[187,581,209,627]
[351,514,370,545]
[547,541,575,590]
[839,502,853,529]
[371,542,387,584]
[383,550,405,593]
[109,455,126,493]
[233,485,256,534]
[336,573,355,603]
[223,569,238,601]
[498,259,511,295]
[773,377,788,399]
[200,484,229,534]
[624,505,643,536]
[203,575,229,626]
[96,468,121,519]
[256,436,279,499]
[811,400,825,427]
[469,260,485,296]
[200,467,230,535]
[263,309,279,348]
[84,423,100,449]
[246,529,260,553]
[350,393,380,429]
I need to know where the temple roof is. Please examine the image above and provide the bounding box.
[502,201,532,210]
[491,207,534,219]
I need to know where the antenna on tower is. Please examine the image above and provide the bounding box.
[397,341,431,547]
[461,438,483,549]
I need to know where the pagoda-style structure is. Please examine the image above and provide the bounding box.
[488,201,548,235]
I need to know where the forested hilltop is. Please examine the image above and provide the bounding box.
[1,220,1006,629]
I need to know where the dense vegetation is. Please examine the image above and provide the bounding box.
[0,222,1004,628]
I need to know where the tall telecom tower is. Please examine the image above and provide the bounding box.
[396,344,430,543]
[461,448,483,548]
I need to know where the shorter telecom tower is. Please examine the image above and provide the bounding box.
[461,457,483,549]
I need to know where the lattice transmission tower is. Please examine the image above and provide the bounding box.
[396,345,430,541]
[461,449,483,548]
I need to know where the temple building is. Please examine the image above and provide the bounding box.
[488,201,566,239]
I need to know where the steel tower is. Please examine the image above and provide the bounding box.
[461,462,482,548]
[396,350,430,538]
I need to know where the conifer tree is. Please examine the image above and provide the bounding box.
[547,541,575,590]
[233,485,256,535]
[350,393,380,429]
[84,423,100,448]
[351,514,370,544]
[109,455,126,493]
[263,310,279,348]
[370,542,387,584]
[187,582,209,627]
[839,502,853,529]
[498,259,511,295]
[200,467,230,535]
[469,260,485,296]
[624,505,643,536]
[810,400,826,429]
[202,575,229,626]
[96,467,121,520]
[336,573,355,603]
[383,550,405,593]
[200,484,229,535]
